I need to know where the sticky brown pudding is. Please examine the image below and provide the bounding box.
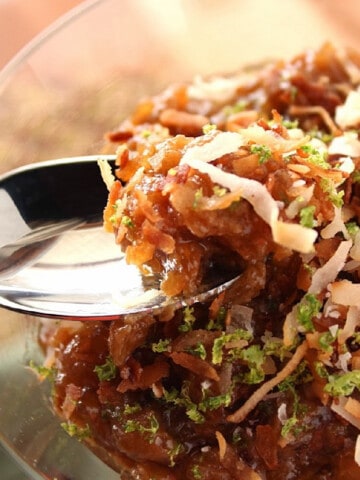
[38,44,360,479]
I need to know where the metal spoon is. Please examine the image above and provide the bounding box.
[0,155,238,320]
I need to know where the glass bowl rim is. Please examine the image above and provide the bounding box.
[0,0,105,88]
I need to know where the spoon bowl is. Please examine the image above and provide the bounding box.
[0,156,238,320]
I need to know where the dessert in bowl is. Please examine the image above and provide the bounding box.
[42,44,360,479]
[1,1,360,479]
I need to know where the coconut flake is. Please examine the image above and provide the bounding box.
[277,403,288,424]
[356,435,360,466]
[239,124,308,153]
[331,397,360,430]
[285,184,314,220]
[292,179,307,188]
[98,158,115,191]
[323,296,340,320]
[320,206,349,240]
[201,446,211,453]
[215,431,227,460]
[283,307,298,347]
[335,351,352,371]
[329,324,339,338]
[330,280,360,307]
[272,220,317,254]
[188,75,243,103]
[354,435,360,467]
[113,194,128,221]
[337,156,356,174]
[329,132,360,157]
[287,128,305,140]
[308,137,328,157]
[182,156,279,222]
[335,88,360,129]
[201,380,212,390]
[309,239,352,294]
[287,163,311,174]
[350,231,360,261]
[339,306,360,344]
[182,156,317,253]
[124,166,145,193]
[180,131,244,166]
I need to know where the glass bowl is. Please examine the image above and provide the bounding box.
[0,1,259,478]
[0,0,348,478]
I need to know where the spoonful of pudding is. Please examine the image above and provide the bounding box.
[0,155,238,320]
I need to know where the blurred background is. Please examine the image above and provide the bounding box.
[0,0,359,71]
[0,0,359,478]
[0,0,83,69]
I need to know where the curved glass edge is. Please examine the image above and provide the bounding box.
[0,313,120,479]
[0,0,106,89]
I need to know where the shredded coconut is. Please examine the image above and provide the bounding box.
[97,158,115,191]
[227,341,308,423]
[335,88,360,129]
[309,240,352,294]
[331,396,360,430]
[188,75,243,103]
[180,131,244,165]
[350,231,360,261]
[277,403,288,424]
[320,206,349,240]
[338,306,360,344]
[355,435,360,466]
[330,280,360,307]
[182,155,317,253]
[329,132,360,157]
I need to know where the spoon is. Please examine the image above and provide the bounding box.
[0,155,238,320]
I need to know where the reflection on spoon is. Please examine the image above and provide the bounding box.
[0,155,238,320]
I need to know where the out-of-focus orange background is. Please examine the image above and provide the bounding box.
[0,0,83,68]
[0,0,359,72]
